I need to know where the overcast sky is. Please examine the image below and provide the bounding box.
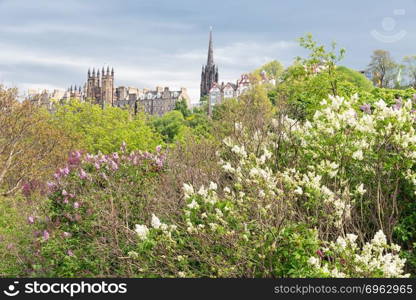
[1,0,416,102]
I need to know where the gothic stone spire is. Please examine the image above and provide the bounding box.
[207,26,214,67]
[200,26,218,98]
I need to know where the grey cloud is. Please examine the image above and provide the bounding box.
[1,0,416,101]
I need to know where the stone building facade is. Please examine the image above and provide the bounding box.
[114,86,190,116]
[208,71,275,107]
[28,68,190,116]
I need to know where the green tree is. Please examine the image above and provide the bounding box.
[174,98,191,118]
[403,56,416,88]
[0,86,75,195]
[151,110,187,143]
[298,33,345,96]
[53,100,162,153]
[275,34,347,119]
[366,50,398,88]
[252,60,284,82]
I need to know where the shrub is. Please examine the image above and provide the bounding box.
[124,104,411,277]
[308,231,409,278]
[12,90,414,278]
[278,94,416,240]
[29,145,166,277]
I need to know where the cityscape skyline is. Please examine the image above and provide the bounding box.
[1,0,416,102]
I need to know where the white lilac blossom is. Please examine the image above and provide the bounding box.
[151,214,162,229]
[222,162,235,173]
[135,224,149,240]
[294,186,303,195]
[234,122,243,132]
[308,256,321,267]
[310,230,409,278]
[371,230,387,246]
[231,145,247,157]
[209,181,218,191]
[178,271,186,278]
[197,186,208,197]
[356,184,366,196]
[182,183,194,199]
[336,236,347,249]
[187,199,199,210]
[352,150,364,161]
[346,234,358,244]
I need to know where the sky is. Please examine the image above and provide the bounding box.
[1,0,416,102]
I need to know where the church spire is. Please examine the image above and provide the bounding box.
[200,26,219,99]
[207,26,214,66]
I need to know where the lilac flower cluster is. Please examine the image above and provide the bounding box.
[27,143,166,253]
[46,144,165,191]
[21,180,42,197]
[359,103,371,114]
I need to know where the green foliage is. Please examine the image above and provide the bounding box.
[336,66,374,91]
[394,200,416,275]
[0,195,33,276]
[252,60,284,82]
[272,226,323,277]
[358,88,416,106]
[174,98,191,118]
[151,110,187,143]
[152,105,213,143]
[185,112,212,138]
[52,100,162,153]
[276,34,350,119]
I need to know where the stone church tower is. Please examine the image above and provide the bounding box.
[86,68,100,100]
[200,28,218,99]
[86,67,114,107]
[101,66,114,107]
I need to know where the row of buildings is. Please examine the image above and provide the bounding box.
[199,30,275,114]
[28,29,274,116]
[28,67,190,116]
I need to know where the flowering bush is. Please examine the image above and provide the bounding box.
[121,94,413,277]
[28,144,166,277]
[279,94,416,239]
[19,92,415,278]
[308,231,409,278]
[126,185,322,277]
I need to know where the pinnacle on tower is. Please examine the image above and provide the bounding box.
[92,68,95,77]
[102,67,105,76]
[207,27,214,66]
[111,67,114,76]
[88,68,91,77]
[107,66,110,74]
